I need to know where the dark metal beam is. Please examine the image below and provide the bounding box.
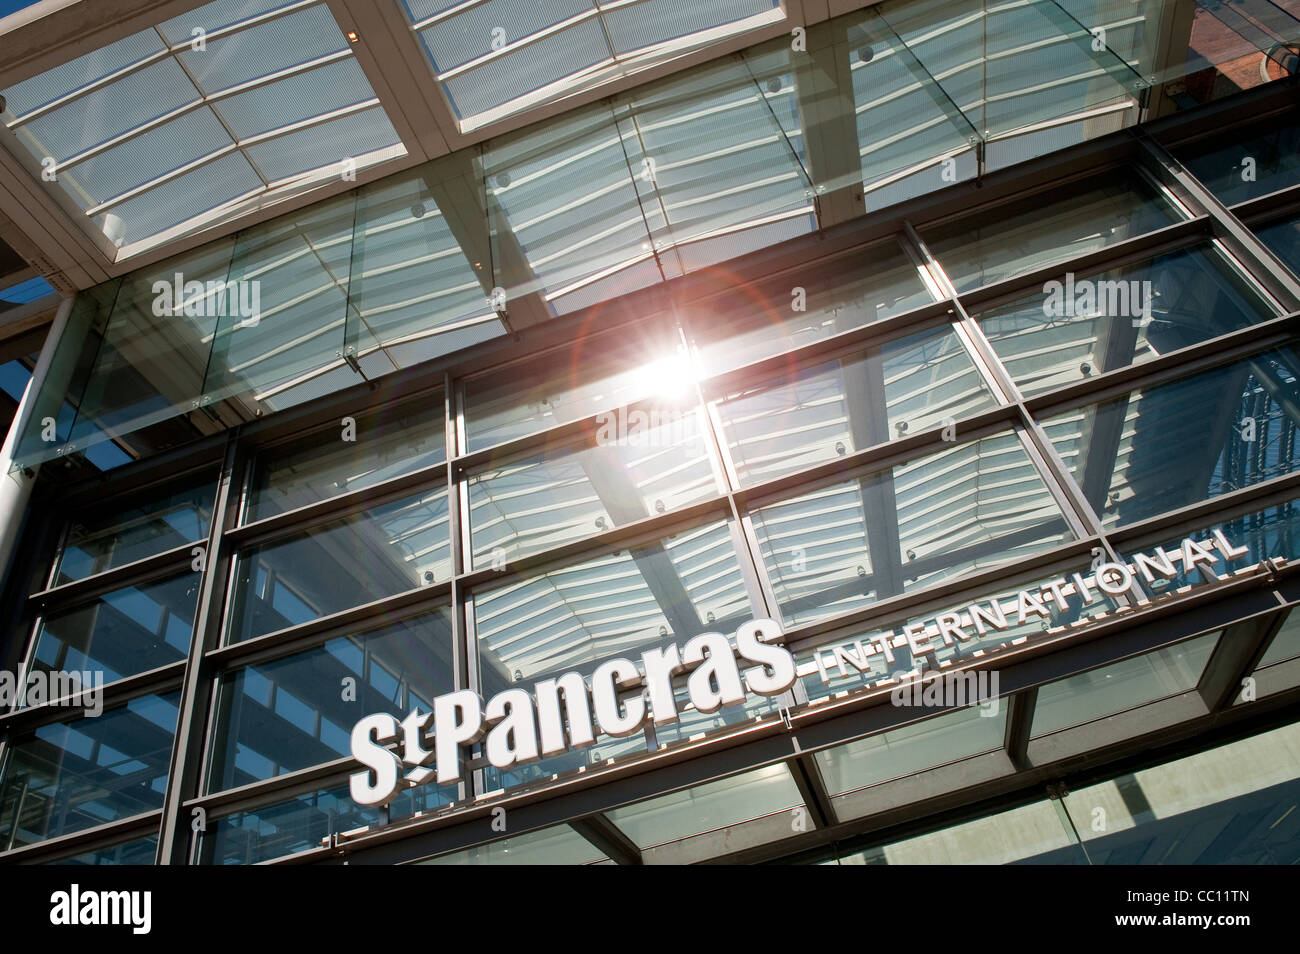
[569,814,642,866]
[787,754,836,829]
[156,434,242,865]
[1003,687,1038,772]
[1197,607,1287,712]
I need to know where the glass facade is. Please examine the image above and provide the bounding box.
[3,1,1300,869]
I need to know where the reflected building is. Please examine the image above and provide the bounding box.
[0,0,1298,865]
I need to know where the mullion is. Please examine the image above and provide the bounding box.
[156,435,243,865]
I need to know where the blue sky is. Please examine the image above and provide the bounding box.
[0,2,40,19]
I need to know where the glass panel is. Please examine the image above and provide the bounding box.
[922,170,1181,293]
[207,610,455,792]
[715,323,997,485]
[51,834,158,865]
[247,403,446,521]
[649,688,778,750]
[815,704,1006,799]
[1061,719,1300,863]
[845,11,979,200]
[1039,345,1300,529]
[685,239,935,377]
[482,104,665,311]
[348,165,503,362]
[613,52,814,276]
[832,798,1086,864]
[977,243,1276,397]
[802,569,1124,703]
[750,431,1074,626]
[416,823,607,865]
[1180,117,1300,206]
[466,408,719,566]
[603,0,777,56]
[606,763,802,849]
[441,18,610,120]
[27,572,199,690]
[204,194,358,405]
[1257,610,1300,669]
[0,692,180,848]
[1118,493,1300,596]
[472,518,752,788]
[1031,630,1220,737]
[227,485,450,642]
[199,780,445,864]
[1060,1,1300,118]
[402,0,782,128]
[878,0,1137,141]
[0,0,402,251]
[461,324,683,452]
[67,240,235,460]
[1254,212,1300,278]
[12,281,121,470]
[53,473,215,584]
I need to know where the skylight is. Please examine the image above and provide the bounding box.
[0,0,406,256]
[398,0,786,131]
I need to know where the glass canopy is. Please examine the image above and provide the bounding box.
[9,0,1298,472]
[0,0,406,255]
[397,0,787,131]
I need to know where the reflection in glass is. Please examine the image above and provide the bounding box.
[205,195,356,406]
[831,798,1086,864]
[1180,116,1300,206]
[473,518,751,789]
[923,170,1180,293]
[0,693,180,848]
[28,572,199,690]
[751,431,1073,626]
[651,690,778,750]
[227,485,450,642]
[52,834,158,865]
[462,327,684,452]
[1061,720,1300,863]
[606,763,801,849]
[199,780,447,865]
[1031,630,1219,737]
[348,165,505,367]
[247,403,446,521]
[53,474,215,584]
[877,0,1136,139]
[66,243,234,462]
[467,409,719,565]
[1255,212,1300,278]
[1041,346,1300,529]
[207,611,455,793]
[816,704,1006,800]
[687,240,933,377]
[613,51,813,277]
[416,823,606,865]
[1257,610,1300,669]
[977,243,1275,396]
[483,105,672,311]
[845,10,978,201]
[716,323,997,485]
[802,570,1122,702]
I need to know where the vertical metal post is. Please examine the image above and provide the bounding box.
[156,432,241,864]
[0,296,73,584]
